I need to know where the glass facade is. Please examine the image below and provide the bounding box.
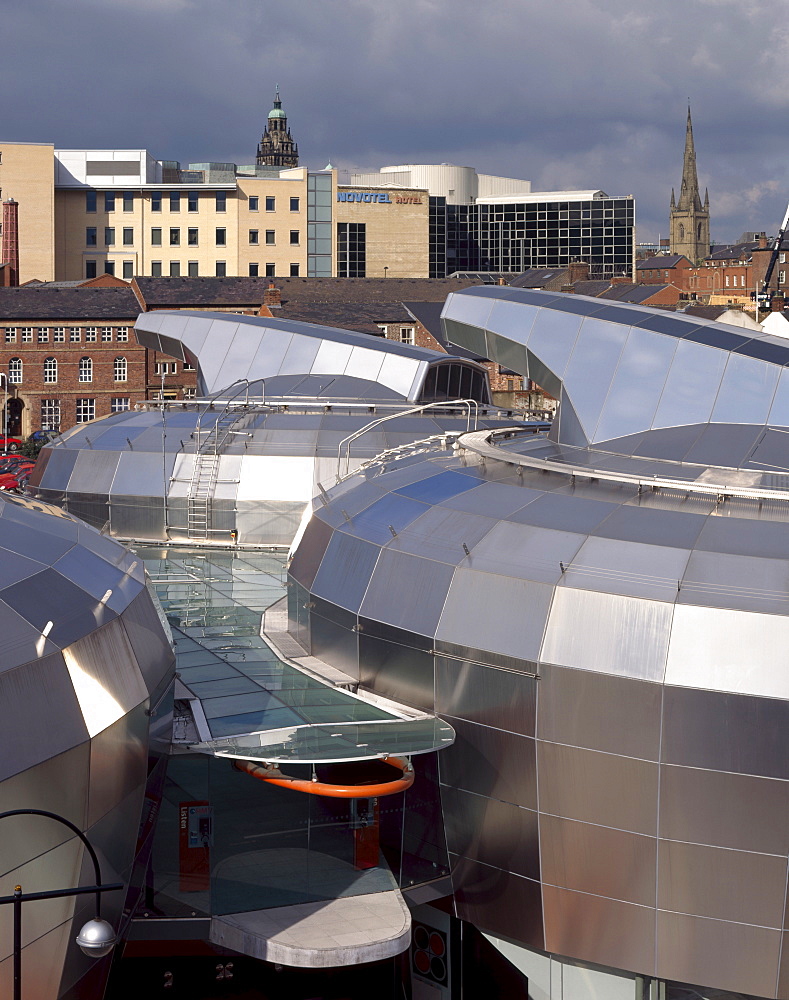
[337,222,366,277]
[307,172,332,277]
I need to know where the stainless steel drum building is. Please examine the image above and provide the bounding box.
[29,312,519,547]
[0,492,174,998]
[287,285,789,1000]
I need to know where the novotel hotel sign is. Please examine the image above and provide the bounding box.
[337,191,423,205]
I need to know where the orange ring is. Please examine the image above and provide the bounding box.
[233,756,414,798]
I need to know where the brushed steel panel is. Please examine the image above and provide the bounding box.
[541,588,672,682]
[0,655,90,782]
[439,718,537,809]
[563,317,629,440]
[537,741,658,835]
[779,931,789,997]
[88,702,149,827]
[665,603,789,700]
[310,531,381,612]
[358,633,434,712]
[442,785,539,881]
[564,536,691,603]
[656,909,781,998]
[436,571,554,661]
[659,764,789,855]
[451,854,544,950]
[662,685,789,779]
[467,521,585,585]
[657,838,786,928]
[540,813,656,907]
[360,550,455,637]
[543,884,655,977]
[435,657,537,736]
[538,663,662,760]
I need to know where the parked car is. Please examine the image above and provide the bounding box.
[28,430,59,445]
[0,435,23,453]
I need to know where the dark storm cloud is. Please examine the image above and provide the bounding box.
[2,0,788,241]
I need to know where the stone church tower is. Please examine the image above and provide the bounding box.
[669,107,710,262]
[256,88,299,169]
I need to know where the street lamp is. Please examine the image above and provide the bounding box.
[0,809,123,1000]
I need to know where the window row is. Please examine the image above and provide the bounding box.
[3,327,129,343]
[41,397,130,429]
[248,230,300,246]
[248,263,300,277]
[248,196,300,213]
[87,191,229,213]
[87,226,231,247]
[7,356,128,384]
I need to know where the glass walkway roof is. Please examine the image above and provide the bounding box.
[139,547,453,763]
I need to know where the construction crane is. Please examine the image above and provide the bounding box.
[757,201,789,307]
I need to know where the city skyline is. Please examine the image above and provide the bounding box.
[2,0,789,246]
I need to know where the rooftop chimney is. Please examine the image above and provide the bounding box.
[262,282,281,308]
[1,199,19,287]
[771,293,785,312]
[759,235,769,250]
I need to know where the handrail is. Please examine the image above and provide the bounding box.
[336,398,481,481]
[457,427,789,504]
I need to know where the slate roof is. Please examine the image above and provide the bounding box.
[600,283,674,304]
[0,287,140,320]
[509,269,567,288]
[636,255,687,270]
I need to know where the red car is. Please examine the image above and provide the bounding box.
[0,472,22,491]
[0,435,23,453]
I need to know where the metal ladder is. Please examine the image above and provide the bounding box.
[186,409,241,541]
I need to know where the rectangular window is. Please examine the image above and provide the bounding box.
[265,230,275,245]
[266,263,275,277]
[184,360,196,371]
[290,263,300,277]
[53,327,66,343]
[105,227,115,246]
[37,328,49,343]
[170,227,180,246]
[21,328,33,343]
[4,329,16,343]
[123,191,133,212]
[188,261,198,277]
[249,196,259,211]
[85,260,97,279]
[151,261,162,277]
[216,261,226,277]
[104,260,115,276]
[337,222,366,277]
[105,192,115,212]
[86,191,97,213]
[399,327,415,344]
[290,230,300,245]
[780,253,786,264]
[117,327,129,342]
[290,197,300,212]
[86,327,97,342]
[151,227,162,246]
[249,263,259,277]
[249,229,259,245]
[216,191,227,212]
[781,271,787,285]
[266,196,275,211]
[70,328,81,342]
[154,362,178,375]
[183,387,197,399]
[123,260,133,279]
[111,397,130,412]
[215,228,226,246]
[86,227,97,246]
[41,399,61,431]
[188,191,199,212]
[101,327,112,341]
[76,398,96,423]
[188,228,198,246]
[122,227,133,246]
[151,191,162,212]
[169,261,181,277]
[170,191,180,212]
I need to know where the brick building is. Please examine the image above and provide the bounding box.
[0,286,194,435]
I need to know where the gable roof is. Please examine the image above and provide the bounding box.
[0,287,140,319]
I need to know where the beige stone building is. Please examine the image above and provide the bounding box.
[0,142,56,284]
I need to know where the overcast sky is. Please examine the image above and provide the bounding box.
[3,0,788,243]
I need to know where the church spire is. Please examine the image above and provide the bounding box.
[677,106,703,213]
[669,105,710,263]
[256,86,299,168]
